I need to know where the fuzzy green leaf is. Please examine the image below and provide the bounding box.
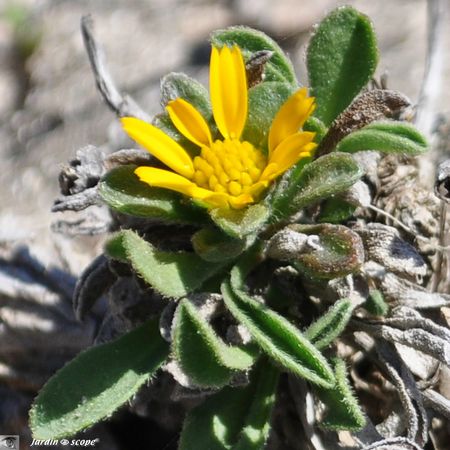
[98,165,207,223]
[304,116,328,143]
[210,204,270,240]
[315,358,366,431]
[363,289,389,316]
[192,227,249,262]
[179,359,278,450]
[172,299,258,387]
[304,299,354,349]
[271,152,363,220]
[318,197,357,223]
[221,264,335,388]
[105,230,224,298]
[160,72,211,118]
[290,224,365,279]
[335,121,428,155]
[211,26,296,84]
[242,81,295,152]
[307,6,379,125]
[30,320,169,440]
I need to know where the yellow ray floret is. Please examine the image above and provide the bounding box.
[121,117,194,179]
[210,45,248,140]
[268,87,316,156]
[166,98,212,147]
[121,44,317,209]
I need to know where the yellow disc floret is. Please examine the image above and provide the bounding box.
[193,139,266,197]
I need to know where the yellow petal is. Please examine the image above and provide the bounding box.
[135,166,214,199]
[247,180,270,198]
[263,132,317,180]
[121,117,194,179]
[210,45,248,140]
[202,192,232,208]
[228,194,254,209]
[260,162,279,181]
[166,98,212,147]
[268,88,316,156]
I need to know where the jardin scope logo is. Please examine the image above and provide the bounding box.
[0,436,19,449]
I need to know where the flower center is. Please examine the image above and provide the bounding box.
[192,139,267,196]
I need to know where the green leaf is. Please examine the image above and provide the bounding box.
[242,81,295,152]
[192,227,249,262]
[307,6,379,125]
[30,320,169,440]
[304,299,354,349]
[98,165,207,223]
[314,358,366,431]
[318,197,357,223]
[271,152,363,220]
[363,289,389,316]
[210,204,270,240]
[160,72,211,118]
[290,224,365,279]
[221,264,335,388]
[304,116,328,143]
[105,230,224,298]
[179,359,278,450]
[211,26,296,84]
[335,121,428,155]
[172,299,258,387]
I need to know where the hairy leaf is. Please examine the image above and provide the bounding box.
[307,6,378,125]
[318,197,357,223]
[172,299,257,387]
[160,72,211,118]
[179,359,278,450]
[221,263,335,388]
[291,224,365,279]
[99,165,206,223]
[271,152,363,220]
[304,116,328,143]
[304,299,354,349]
[211,26,296,84]
[364,289,389,316]
[315,358,366,431]
[192,227,248,262]
[335,121,428,155]
[210,204,270,240]
[105,230,224,298]
[30,320,169,440]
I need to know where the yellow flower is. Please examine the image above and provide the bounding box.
[121,45,316,209]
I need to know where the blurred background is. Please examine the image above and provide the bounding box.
[0,1,449,449]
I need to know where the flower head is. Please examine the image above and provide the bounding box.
[121,45,316,209]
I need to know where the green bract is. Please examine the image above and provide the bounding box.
[32,7,430,450]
